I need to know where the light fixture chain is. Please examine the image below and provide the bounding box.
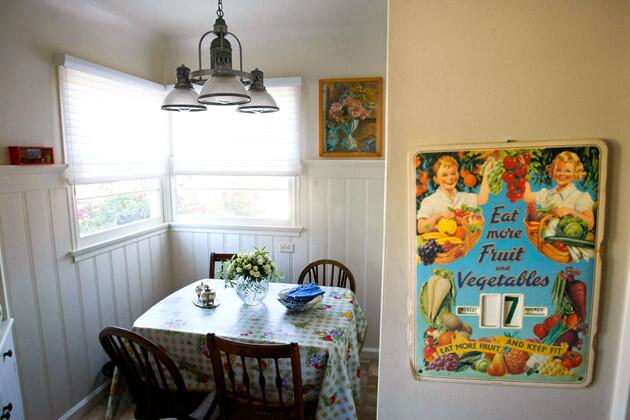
[216,0,224,18]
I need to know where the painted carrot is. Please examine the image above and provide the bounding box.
[568,279,587,320]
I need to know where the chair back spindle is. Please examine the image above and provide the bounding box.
[209,252,236,278]
[297,259,356,292]
[206,333,308,419]
[99,327,192,420]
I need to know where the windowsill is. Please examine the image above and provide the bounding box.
[70,223,170,262]
[70,222,305,261]
[170,222,304,236]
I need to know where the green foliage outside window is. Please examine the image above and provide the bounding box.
[78,193,151,236]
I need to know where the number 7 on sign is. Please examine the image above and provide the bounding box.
[502,294,524,328]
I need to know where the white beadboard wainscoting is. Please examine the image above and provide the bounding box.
[0,166,172,419]
[170,160,385,354]
[0,160,384,419]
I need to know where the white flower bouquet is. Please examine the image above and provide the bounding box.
[219,247,283,287]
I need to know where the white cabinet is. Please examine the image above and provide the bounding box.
[0,321,24,420]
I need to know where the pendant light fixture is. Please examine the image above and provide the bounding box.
[162,0,279,113]
[237,69,279,113]
[161,65,207,112]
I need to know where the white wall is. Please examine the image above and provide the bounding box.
[171,161,384,351]
[380,1,630,419]
[0,1,169,418]
[0,166,172,419]
[0,0,163,164]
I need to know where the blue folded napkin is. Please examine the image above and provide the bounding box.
[287,283,325,302]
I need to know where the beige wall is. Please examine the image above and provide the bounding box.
[380,1,630,419]
[161,13,387,160]
[0,0,163,164]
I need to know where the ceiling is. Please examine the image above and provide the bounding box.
[39,0,386,38]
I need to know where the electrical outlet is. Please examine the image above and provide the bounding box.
[279,243,294,253]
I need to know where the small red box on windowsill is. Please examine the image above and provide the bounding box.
[8,146,54,165]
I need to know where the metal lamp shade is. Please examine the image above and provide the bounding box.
[161,86,207,112]
[237,87,279,113]
[198,74,251,105]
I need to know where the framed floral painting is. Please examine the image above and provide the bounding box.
[319,77,383,157]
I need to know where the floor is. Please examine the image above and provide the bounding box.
[82,359,378,419]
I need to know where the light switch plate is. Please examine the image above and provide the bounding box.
[279,243,294,253]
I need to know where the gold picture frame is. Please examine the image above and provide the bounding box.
[319,77,383,158]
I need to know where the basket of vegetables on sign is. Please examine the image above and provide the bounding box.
[526,267,586,377]
[417,206,484,265]
[524,206,595,263]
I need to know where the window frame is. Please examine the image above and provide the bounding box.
[170,174,300,229]
[166,77,302,229]
[60,57,302,249]
[58,55,170,249]
[70,177,167,248]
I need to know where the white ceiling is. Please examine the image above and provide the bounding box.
[39,0,387,38]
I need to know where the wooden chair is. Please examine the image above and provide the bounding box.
[209,252,235,278]
[206,333,315,420]
[99,327,216,420]
[297,259,356,293]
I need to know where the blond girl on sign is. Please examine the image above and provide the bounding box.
[522,151,594,229]
[417,156,494,233]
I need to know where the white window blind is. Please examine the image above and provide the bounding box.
[171,77,301,176]
[58,55,168,184]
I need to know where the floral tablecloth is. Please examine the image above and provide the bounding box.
[105,279,367,420]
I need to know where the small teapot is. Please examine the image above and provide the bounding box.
[195,282,206,298]
[200,288,216,306]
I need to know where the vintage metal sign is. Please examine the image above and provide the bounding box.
[410,140,606,387]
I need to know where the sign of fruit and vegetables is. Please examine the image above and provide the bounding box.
[413,142,605,386]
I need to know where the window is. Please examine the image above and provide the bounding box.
[59,56,301,244]
[175,175,296,226]
[75,179,162,236]
[58,56,169,245]
[171,78,301,226]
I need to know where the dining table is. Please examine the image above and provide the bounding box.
[105,279,367,420]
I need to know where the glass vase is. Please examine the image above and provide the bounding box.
[235,277,270,306]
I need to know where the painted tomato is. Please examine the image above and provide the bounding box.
[533,324,548,339]
[562,351,583,368]
[543,315,562,331]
